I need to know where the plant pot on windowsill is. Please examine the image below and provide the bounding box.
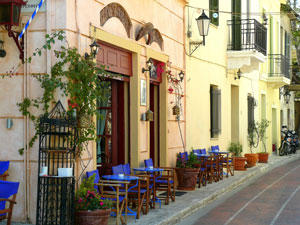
[244,153,258,168]
[258,152,269,163]
[234,157,247,171]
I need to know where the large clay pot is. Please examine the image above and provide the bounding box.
[75,209,111,225]
[244,154,258,168]
[234,157,247,171]
[175,168,200,191]
[258,153,269,163]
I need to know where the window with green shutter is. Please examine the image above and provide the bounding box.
[247,96,255,132]
[210,86,221,138]
[210,0,219,26]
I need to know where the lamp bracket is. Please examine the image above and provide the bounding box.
[188,40,203,56]
[5,25,24,62]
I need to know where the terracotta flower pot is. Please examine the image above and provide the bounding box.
[234,157,247,171]
[258,153,269,163]
[175,168,200,191]
[75,209,111,225]
[244,154,258,168]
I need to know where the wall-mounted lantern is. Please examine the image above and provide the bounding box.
[142,59,153,73]
[178,70,185,82]
[188,10,210,56]
[6,118,13,129]
[234,69,242,80]
[172,105,180,116]
[284,88,291,104]
[85,40,100,59]
[145,109,154,121]
[0,40,6,58]
[0,0,27,61]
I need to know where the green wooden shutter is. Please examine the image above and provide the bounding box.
[232,0,241,50]
[248,96,255,132]
[210,0,219,26]
[210,87,221,138]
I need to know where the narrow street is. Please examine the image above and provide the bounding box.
[177,158,300,225]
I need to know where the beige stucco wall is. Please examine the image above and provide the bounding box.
[0,0,186,223]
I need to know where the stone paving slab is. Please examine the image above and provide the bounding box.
[2,153,300,225]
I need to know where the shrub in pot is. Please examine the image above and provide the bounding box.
[227,142,247,171]
[175,151,200,190]
[256,119,271,163]
[75,174,112,225]
[246,123,259,167]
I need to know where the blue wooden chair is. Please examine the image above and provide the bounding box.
[123,164,131,175]
[86,170,129,225]
[144,158,175,205]
[211,145,234,177]
[193,149,201,155]
[112,165,124,175]
[200,148,207,154]
[0,180,19,225]
[211,145,220,152]
[0,161,9,181]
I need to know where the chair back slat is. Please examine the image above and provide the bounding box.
[211,145,220,152]
[144,159,154,167]
[112,164,124,175]
[86,170,100,192]
[193,149,201,155]
[0,161,9,176]
[123,163,131,175]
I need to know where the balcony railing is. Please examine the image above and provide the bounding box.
[227,19,267,56]
[268,54,290,79]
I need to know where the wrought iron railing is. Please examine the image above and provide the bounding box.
[227,19,267,56]
[268,54,290,79]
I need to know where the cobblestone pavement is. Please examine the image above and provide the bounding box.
[2,152,300,225]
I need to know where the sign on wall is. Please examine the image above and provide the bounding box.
[21,0,46,13]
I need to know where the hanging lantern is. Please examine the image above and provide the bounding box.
[172,105,180,116]
[145,109,154,121]
[0,0,26,26]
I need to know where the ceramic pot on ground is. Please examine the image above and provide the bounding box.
[175,168,200,191]
[244,153,258,168]
[258,153,269,163]
[233,157,247,171]
[75,209,111,225]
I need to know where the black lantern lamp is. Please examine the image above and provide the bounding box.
[0,0,27,61]
[85,40,100,59]
[234,69,242,80]
[178,70,185,82]
[189,10,210,56]
[0,40,6,58]
[142,59,153,73]
[284,88,291,104]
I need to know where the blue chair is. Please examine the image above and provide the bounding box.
[144,158,175,205]
[179,152,189,161]
[0,180,19,225]
[123,164,131,175]
[193,149,201,155]
[86,170,130,223]
[211,145,234,178]
[200,149,207,154]
[0,161,9,181]
[211,145,220,152]
[112,164,124,175]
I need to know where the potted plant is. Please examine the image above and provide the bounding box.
[227,142,247,171]
[175,151,200,190]
[256,119,271,163]
[245,122,259,167]
[75,174,112,225]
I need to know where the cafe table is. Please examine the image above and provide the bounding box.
[133,167,164,209]
[102,175,139,220]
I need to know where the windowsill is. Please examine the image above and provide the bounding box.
[210,23,219,29]
[210,137,219,140]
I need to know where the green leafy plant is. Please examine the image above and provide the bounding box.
[8,31,115,155]
[74,174,112,211]
[247,122,259,153]
[256,119,270,153]
[176,151,200,168]
[227,142,243,157]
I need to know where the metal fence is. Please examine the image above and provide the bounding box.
[227,19,267,56]
[268,54,290,79]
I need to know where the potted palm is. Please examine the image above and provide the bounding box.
[75,174,112,225]
[245,123,259,167]
[257,119,271,163]
[227,142,246,171]
[175,152,200,190]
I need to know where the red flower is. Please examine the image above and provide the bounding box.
[168,86,174,94]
